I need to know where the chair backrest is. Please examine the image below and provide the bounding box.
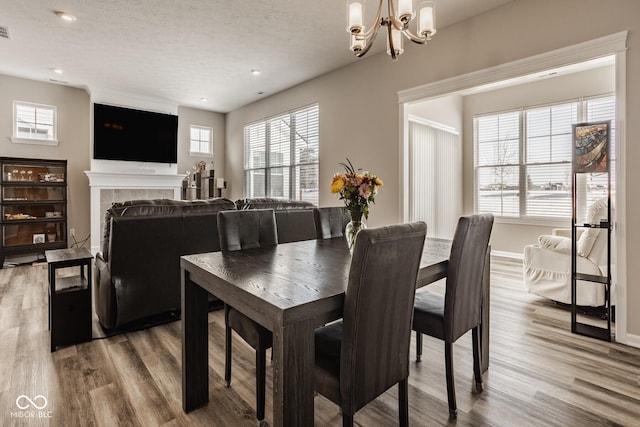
[313,207,351,239]
[217,209,278,252]
[444,214,494,342]
[340,222,426,414]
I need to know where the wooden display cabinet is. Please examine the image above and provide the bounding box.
[1,157,68,267]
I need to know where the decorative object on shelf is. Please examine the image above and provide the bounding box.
[346,0,436,60]
[331,158,383,252]
[33,233,45,244]
[216,178,226,197]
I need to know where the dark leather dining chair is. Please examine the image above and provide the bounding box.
[313,206,351,239]
[314,222,427,427]
[412,213,494,418]
[217,208,278,426]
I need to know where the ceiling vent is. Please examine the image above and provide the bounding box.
[0,26,10,39]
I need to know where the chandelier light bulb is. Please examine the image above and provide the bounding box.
[347,1,364,33]
[398,0,414,22]
[418,1,436,37]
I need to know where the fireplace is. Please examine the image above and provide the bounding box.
[85,171,185,254]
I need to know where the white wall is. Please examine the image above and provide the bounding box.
[225,0,640,336]
[409,94,463,133]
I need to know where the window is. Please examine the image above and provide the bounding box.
[189,125,213,156]
[12,101,57,145]
[244,104,319,205]
[475,94,614,221]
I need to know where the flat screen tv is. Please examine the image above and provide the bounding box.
[93,103,178,163]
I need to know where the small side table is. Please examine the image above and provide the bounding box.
[46,248,93,352]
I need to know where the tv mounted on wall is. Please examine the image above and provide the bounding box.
[93,103,178,164]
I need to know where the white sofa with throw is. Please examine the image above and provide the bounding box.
[523,197,610,307]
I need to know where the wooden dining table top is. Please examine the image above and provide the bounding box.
[180,236,451,329]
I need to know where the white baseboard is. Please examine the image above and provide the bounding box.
[491,250,523,261]
[620,332,640,349]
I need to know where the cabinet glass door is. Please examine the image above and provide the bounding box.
[3,221,66,247]
[2,186,65,202]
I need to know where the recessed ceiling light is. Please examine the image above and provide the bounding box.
[251,69,261,76]
[200,97,208,102]
[51,67,63,74]
[55,11,77,22]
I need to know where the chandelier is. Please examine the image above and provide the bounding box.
[346,0,436,60]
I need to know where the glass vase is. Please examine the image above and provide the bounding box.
[345,210,366,253]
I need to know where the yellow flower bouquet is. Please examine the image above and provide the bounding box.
[331,158,383,221]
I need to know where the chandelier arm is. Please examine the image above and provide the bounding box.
[389,15,406,31]
[387,23,397,60]
[358,0,385,39]
[355,23,383,57]
[402,28,429,44]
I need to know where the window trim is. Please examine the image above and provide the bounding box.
[473,93,614,224]
[11,101,59,146]
[189,124,213,157]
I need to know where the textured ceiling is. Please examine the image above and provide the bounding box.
[0,0,512,112]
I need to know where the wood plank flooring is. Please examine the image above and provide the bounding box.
[1,258,639,426]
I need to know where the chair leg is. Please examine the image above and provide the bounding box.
[256,344,267,425]
[472,326,483,392]
[444,342,457,418]
[224,305,232,387]
[415,332,423,362]
[398,378,409,427]
[342,413,354,427]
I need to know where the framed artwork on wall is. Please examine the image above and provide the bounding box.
[572,121,610,173]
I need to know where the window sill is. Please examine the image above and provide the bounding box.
[189,151,213,158]
[494,216,570,228]
[10,137,59,146]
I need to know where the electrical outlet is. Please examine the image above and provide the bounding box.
[70,228,75,238]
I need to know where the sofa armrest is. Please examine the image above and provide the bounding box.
[552,228,584,239]
[95,252,117,329]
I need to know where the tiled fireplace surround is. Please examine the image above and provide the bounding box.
[85,171,185,254]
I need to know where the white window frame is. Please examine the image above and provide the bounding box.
[474,94,614,225]
[243,103,319,204]
[189,125,213,157]
[11,101,58,146]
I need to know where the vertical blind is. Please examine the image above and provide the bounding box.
[244,104,319,205]
[475,94,614,220]
[408,120,462,239]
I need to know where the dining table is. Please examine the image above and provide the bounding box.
[181,236,490,426]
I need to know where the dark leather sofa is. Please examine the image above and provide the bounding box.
[235,198,316,243]
[94,197,316,330]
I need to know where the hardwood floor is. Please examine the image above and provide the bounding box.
[1,258,639,426]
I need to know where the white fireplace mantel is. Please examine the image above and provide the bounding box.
[85,170,186,254]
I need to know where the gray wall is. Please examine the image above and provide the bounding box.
[0,74,91,247]
[225,0,640,335]
[177,105,226,192]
